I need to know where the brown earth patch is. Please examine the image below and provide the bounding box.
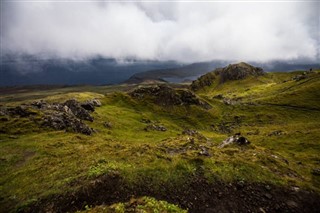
[18,174,320,213]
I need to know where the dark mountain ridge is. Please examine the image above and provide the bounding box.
[0,55,183,86]
[1,53,318,86]
[125,60,318,85]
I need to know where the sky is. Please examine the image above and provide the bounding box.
[1,0,319,63]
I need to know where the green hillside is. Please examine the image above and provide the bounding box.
[1,64,320,212]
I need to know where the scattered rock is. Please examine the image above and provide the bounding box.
[104,121,112,129]
[216,122,234,134]
[258,207,267,213]
[182,129,199,136]
[223,98,234,105]
[237,180,245,189]
[141,118,152,123]
[0,108,8,116]
[264,193,273,199]
[265,185,271,191]
[291,186,300,192]
[311,168,320,176]
[268,130,284,136]
[182,129,207,141]
[198,146,210,156]
[144,124,167,132]
[219,133,250,148]
[286,200,298,209]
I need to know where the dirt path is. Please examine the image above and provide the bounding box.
[20,174,320,213]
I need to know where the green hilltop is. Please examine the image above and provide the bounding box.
[0,63,320,212]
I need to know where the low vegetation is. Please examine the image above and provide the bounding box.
[1,63,319,212]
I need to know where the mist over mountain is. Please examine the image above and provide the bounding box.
[126,60,319,84]
[1,54,318,86]
[0,54,182,86]
[1,1,319,63]
[0,1,319,86]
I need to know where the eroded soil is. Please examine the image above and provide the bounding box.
[20,174,320,213]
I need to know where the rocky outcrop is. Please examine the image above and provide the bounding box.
[191,62,264,91]
[217,62,264,83]
[42,111,93,135]
[1,98,101,135]
[129,85,211,109]
[64,99,94,122]
[1,106,37,117]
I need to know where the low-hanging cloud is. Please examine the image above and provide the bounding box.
[1,1,319,63]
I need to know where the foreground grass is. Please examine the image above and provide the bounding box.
[78,196,187,213]
[0,71,320,211]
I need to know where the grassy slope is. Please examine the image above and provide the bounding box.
[0,71,320,211]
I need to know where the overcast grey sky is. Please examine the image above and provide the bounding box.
[1,1,319,63]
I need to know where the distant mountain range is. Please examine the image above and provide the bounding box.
[0,55,182,86]
[125,60,319,84]
[0,54,318,86]
[125,60,229,84]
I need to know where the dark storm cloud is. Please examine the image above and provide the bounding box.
[1,1,319,63]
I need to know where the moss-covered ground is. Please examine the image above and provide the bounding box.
[0,70,319,212]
